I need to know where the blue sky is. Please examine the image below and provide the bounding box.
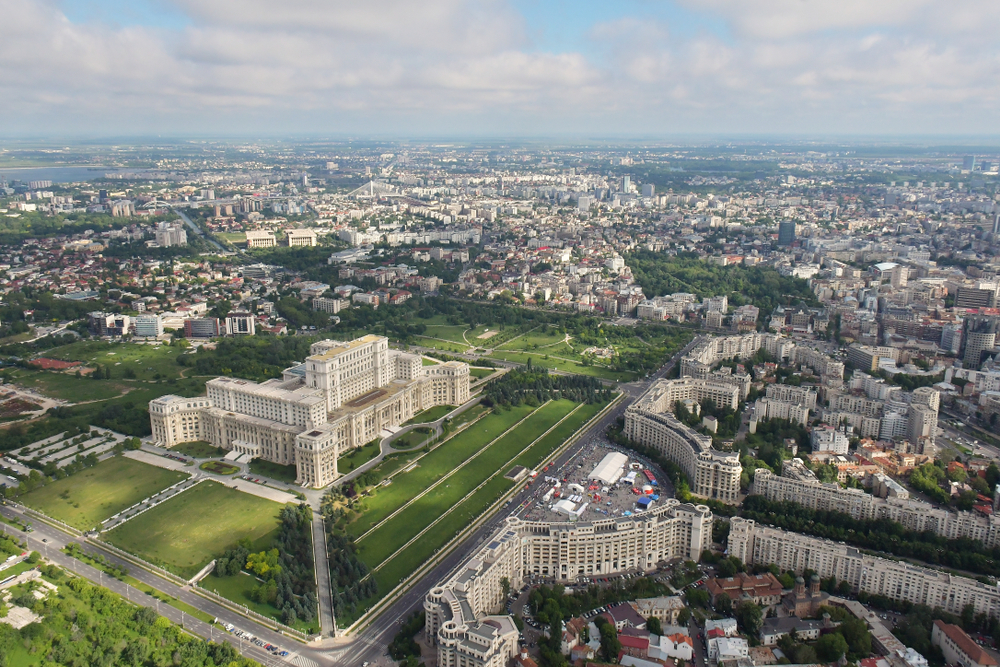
[2,0,999,137]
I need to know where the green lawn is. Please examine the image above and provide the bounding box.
[344,404,535,538]
[44,340,187,382]
[20,456,188,530]
[421,324,471,345]
[487,350,631,381]
[171,441,224,458]
[105,481,283,579]
[338,441,382,473]
[412,336,471,353]
[470,367,495,379]
[357,400,577,566]
[372,400,607,593]
[391,429,432,450]
[403,405,454,424]
[421,357,439,366]
[248,459,298,483]
[202,571,317,633]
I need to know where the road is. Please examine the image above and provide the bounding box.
[173,208,225,252]
[331,336,702,667]
[0,503,330,667]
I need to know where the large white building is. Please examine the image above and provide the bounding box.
[425,499,713,667]
[728,517,1000,619]
[150,335,470,487]
[625,380,742,503]
[751,468,1000,545]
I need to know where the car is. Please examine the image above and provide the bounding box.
[41,538,48,543]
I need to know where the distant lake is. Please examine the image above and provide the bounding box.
[0,166,148,184]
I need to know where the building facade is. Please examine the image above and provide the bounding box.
[751,469,1000,545]
[625,381,742,503]
[150,335,470,487]
[728,518,1000,619]
[425,501,712,667]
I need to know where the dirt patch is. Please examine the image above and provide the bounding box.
[0,398,41,417]
[476,330,499,340]
[29,358,82,370]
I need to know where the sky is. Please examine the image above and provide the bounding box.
[2,0,999,138]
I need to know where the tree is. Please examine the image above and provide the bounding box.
[714,594,733,615]
[736,601,762,636]
[717,558,737,577]
[816,632,849,662]
[646,616,662,635]
[686,589,709,608]
[594,616,621,663]
[677,607,691,625]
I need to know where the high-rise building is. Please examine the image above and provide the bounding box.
[134,314,163,338]
[963,155,976,171]
[184,318,221,338]
[777,221,796,246]
[962,316,1000,369]
[641,183,655,198]
[154,221,188,247]
[622,175,631,192]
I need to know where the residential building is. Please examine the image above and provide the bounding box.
[811,425,850,455]
[626,382,742,503]
[932,620,998,667]
[154,221,188,247]
[728,518,1000,618]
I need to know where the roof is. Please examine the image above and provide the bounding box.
[934,621,997,666]
[590,452,629,484]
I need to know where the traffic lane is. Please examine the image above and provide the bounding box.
[0,519,283,665]
[1,506,315,665]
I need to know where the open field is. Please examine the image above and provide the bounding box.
[345,404,534,538]
[372,399,607,597]
[21,456,188,530]
[356,400,578,567]
[421,357,439,366]
[412,336,471,353]
[171,440,223,458]
[420,324,470,345]
[470,367,495,379]
[44,340,188,381]
[248,459,298,483]
[105,480,283,578]
[404,405,454,424]
[487,349,629,381]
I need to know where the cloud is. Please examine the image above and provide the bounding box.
[1,0,1000,135]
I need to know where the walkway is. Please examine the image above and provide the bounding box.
[312,513,335,638]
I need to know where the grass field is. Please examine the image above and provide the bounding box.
[199,461,239,475]
[412,336,471,353]
[372,400,606,593]
[487,350,629,381]
[356,400,579,567]
[344,404,535,538]
[339,440,382,473]
[248,459,298,483]
[105,481,283,578]
[404,405,453,424]
[420,324,470,345]
[421,357,439,366]
[171,441,223,458]
[470,367,495,379]
[21,457,188,530]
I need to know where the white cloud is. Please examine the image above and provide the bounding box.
[1,0,1000,135]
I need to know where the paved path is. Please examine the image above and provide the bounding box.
[125,450,299,504]
[311,513,335,637]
